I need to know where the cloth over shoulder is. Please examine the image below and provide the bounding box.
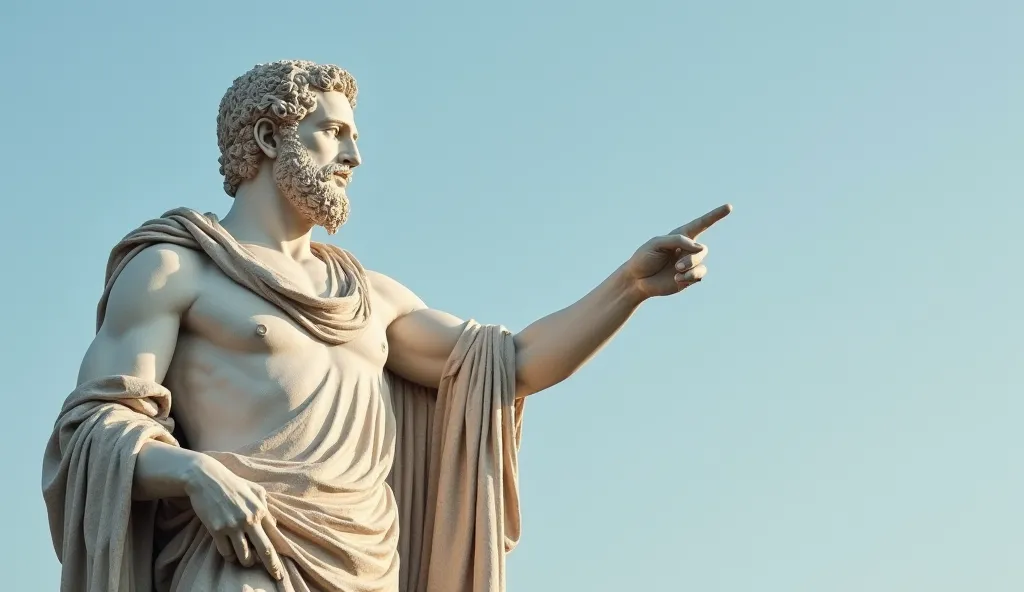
[41,207,526,592]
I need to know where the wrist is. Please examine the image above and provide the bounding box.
[180,452,216,496]
[613,263,647,307]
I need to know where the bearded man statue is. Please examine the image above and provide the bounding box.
[42,59,731,592]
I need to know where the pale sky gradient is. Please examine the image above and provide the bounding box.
[2,1,1022,590]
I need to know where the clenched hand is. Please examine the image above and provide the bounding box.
[625,204,733,299]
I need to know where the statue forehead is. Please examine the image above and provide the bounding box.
[302,90,356,126]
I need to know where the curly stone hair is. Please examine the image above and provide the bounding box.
[216,60,358,196]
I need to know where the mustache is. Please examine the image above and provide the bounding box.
[316,164,353,183]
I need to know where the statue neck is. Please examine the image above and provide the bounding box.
[220,169,316,259]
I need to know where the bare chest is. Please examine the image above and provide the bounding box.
[166,268,392,451]
[185,267,389,363]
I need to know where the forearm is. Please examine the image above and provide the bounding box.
[132,440,211,500]
[513,263,644,397]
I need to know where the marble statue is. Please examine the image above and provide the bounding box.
[42,59,732,592]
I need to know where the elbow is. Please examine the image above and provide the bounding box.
[514,374,540,398]
[514,376,567,399]
[513,349,540,398]
[513,348,570,398]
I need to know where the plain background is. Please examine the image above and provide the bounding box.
[2,1,1021,590]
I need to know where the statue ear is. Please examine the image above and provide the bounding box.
[253,118,279,158]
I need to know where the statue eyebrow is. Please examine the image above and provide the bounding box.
[320,119,358,139]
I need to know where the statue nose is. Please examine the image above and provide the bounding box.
[339,147,361,168]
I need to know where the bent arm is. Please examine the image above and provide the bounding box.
[77,244,209,501]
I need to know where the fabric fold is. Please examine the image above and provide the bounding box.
[388,323,525,592]
[42,376,178,592]
[98,207,373,345]
[41,208,525,592]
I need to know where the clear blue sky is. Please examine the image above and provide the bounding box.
[2,1,1021,590]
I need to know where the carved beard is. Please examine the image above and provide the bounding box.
[273,127,351,235]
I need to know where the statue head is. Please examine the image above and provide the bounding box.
[217,60,361,234]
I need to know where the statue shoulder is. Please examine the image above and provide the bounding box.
[124,242,207,282]
[364,269,427,324]
[104,243,205,328]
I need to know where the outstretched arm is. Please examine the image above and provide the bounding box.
[377,268,642,398]
[381,204,732,398]
[508,263,644,397]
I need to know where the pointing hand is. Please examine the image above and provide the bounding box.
[624,204,733,299]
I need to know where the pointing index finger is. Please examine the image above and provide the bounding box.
[672,203,733,239]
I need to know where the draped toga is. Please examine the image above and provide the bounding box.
[41,208,526,592]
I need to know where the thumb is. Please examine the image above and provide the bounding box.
[645,233,703,254]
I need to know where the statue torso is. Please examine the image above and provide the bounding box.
[163,250,396,455]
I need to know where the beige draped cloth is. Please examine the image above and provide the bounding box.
[41,208,526,592]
